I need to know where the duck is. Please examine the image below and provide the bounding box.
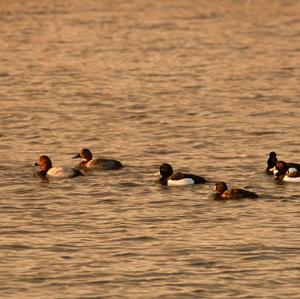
[272,161,300,182]
[214,181,259,200]
[72,148,123,170]
[266,151,278,174]
[266,152,300,175]
[34,155,84,178]
[156,163,207,186]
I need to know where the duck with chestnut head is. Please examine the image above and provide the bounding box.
[272,161,300,182]
[35,155,83,178]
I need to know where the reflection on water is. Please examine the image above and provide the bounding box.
[0,0,299,298]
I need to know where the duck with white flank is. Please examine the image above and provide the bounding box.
[35,155,84,178]
[214,182,258,200]
[72,148,123,170]
[266,152,300,175]
[156,163,207,186]
[272,161,300,182]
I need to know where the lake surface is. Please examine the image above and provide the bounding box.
[0,0,299,298]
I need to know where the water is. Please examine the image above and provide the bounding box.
[0,0,300,298]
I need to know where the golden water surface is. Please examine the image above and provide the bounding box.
[0,0,299,298]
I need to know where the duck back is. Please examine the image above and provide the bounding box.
[223,188,258,199]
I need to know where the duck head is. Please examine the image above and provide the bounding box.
[35,155,52,172]
[214,181,228,194]
[267,151,277,168]
[72,148,93,162]
[273,161,289,179]
[159,163,174,178]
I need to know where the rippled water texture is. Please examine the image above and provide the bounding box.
[0,0,300,298]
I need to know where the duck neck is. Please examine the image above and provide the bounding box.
[214,193,224,200]
[159,176,168,185]
[38,170,48,178]
[80,160,88,167]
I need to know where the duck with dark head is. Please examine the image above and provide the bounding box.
[266,152,278,175]
[156,163,207,186]
[214,181,259,200]
[72,148,123,170]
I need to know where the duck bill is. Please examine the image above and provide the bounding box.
[34,161,39,166]
[154,171,161,176]
[72,153,81,159]
[269,166,278,174]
